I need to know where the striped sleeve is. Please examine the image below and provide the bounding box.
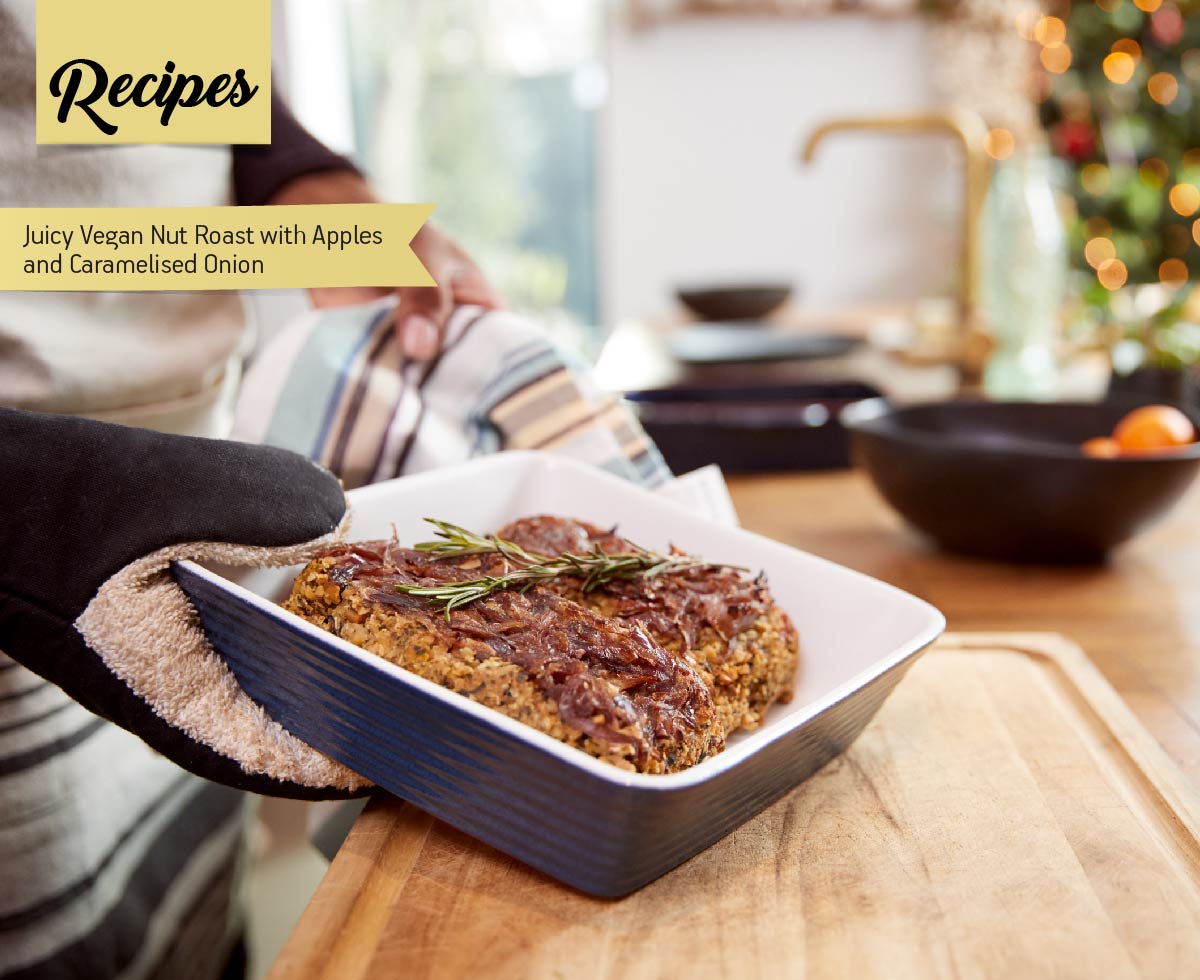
[0,654,246,980]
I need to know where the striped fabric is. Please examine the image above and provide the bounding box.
[0,652,246,980]
[234,302,671,490]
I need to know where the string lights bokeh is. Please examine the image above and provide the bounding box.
[1169,182,1200,216]
[1147,71,1179,104]
[1139,157,1169,188]
[1032,0,1200,294]
[1103,51,1136,83]
[1085,235,1117,267]
[1160,257,1189,286]
[1098,257,1130,289]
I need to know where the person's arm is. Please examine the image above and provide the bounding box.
[231,91,358,207]
[233,92,500,360]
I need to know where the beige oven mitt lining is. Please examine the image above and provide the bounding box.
[75,506,372,792]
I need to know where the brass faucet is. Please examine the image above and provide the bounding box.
[799,110,991,335]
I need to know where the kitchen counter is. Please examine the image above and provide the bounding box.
[592,306,1112,405]
[266,470,1200,978]
[727,469,1200,782]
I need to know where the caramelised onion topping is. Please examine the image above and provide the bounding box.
[318,533,719,766]
[499,516,771,658]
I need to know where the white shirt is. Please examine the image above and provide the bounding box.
[0,7,250,977]
[0,0,246,431]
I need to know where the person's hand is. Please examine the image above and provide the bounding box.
[270,170,502,361]
[389,222,502,360]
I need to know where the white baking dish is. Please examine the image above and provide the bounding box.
[175,451,944,895]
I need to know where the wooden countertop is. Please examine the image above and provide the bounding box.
[269,470,1200,977]
[727,470,1200,786]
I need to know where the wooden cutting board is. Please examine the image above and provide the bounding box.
[269,633,1200,980]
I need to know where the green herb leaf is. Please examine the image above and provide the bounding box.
[395,518,744,617]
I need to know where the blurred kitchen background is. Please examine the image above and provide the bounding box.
[266,0,1200,460]
[276,0,966,331]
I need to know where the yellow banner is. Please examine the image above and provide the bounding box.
[37,0,271,144]
[0,204,436,291]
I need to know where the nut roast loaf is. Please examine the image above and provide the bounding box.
[283,516,799,773]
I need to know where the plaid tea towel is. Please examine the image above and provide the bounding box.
[233,300,671,489]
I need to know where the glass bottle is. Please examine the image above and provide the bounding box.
[977,145,1068,400]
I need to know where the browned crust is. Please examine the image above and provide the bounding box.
[282,516,800,773]
[283,555,723,773]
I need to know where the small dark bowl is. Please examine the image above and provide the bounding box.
[676,283,793,322]
[841,397,1200,563]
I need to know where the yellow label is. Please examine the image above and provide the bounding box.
[0,205,437,291]
[36,0,271,144]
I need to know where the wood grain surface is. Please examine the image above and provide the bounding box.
[728,471,1200,787]
[268,633,1200,980]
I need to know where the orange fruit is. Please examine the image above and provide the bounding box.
[1082,436,1122,458]
[1113,405,1196,453]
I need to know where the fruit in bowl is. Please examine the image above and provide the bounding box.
[1082,405,1197,458]
[842,397,1200,563]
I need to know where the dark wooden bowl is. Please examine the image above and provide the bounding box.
[675,283,793,322]
[841,397,1200,563]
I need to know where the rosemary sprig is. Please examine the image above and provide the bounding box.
[395,518,743,617]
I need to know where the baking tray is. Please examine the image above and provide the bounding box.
[174,451,943,896]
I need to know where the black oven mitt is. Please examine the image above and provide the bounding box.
[0,407,369,798]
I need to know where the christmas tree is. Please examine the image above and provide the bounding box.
[1037,0,1200,306]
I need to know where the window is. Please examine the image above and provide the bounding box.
[283,0,605,332]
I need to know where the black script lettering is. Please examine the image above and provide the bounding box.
[48,58,117,135]
[130,71,160,106]
[46,57,262,135]
[205,74,232,106]
[228,69,260,107]
[160,71,206,126]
